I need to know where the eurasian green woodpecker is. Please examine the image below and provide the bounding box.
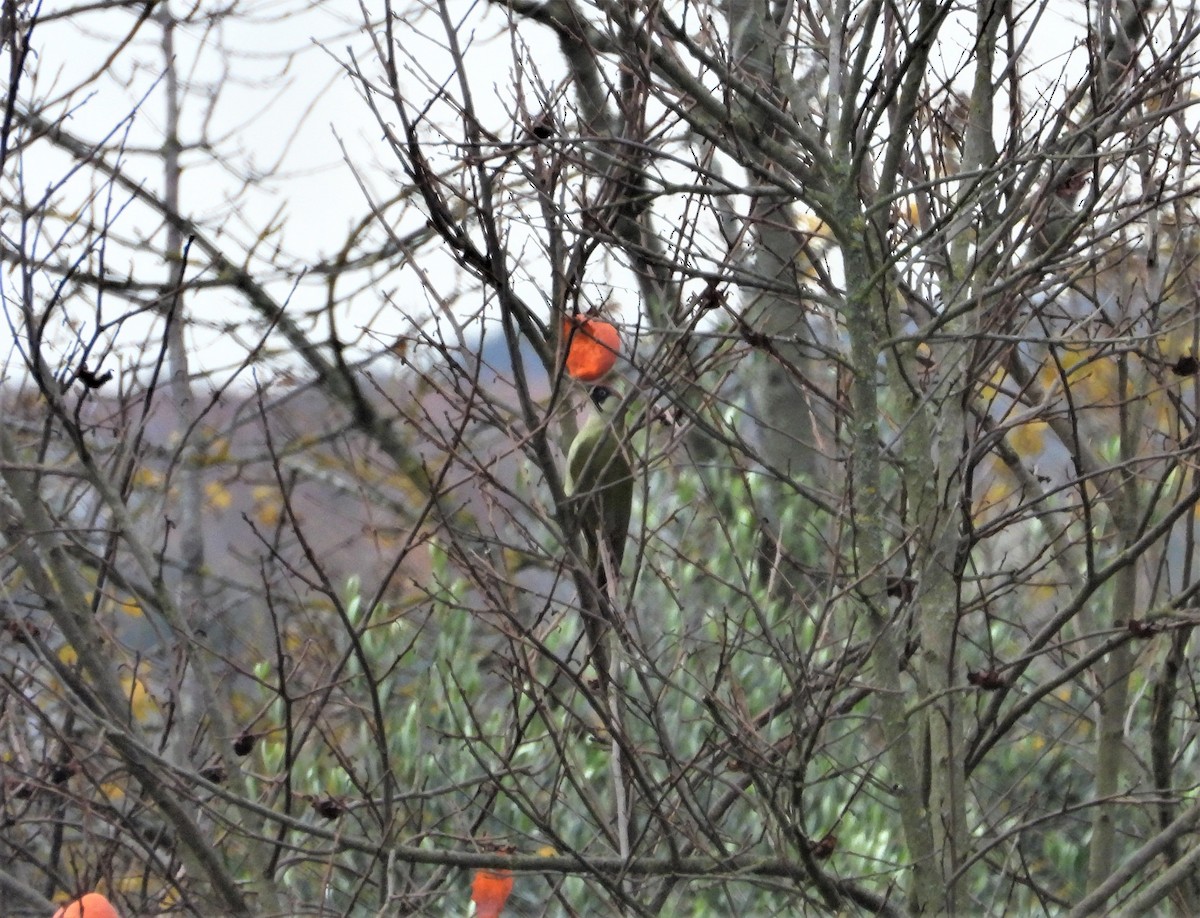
[565,384,634,592]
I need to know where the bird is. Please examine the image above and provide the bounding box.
[564,383,634,676]
[566,384,634,582]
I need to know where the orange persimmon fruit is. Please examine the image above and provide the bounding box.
[471,867,514,918]
[52,893,121,918]
[563,314,620,382]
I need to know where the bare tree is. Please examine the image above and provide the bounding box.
[4,0,1200,915]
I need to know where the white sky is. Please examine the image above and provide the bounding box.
[0,0,1109,388]
[3,1,567,385]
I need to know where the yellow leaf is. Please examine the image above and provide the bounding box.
[1057,349,1118,407]
[979,366,1008,402]
[133,467,163,488]
[203,437,231,465]
[1008,420,1047,456]
[1030,583,1059,603]
[1056,346,1090,373]
[120,674,158,722]
[972,476,1015,523]
[205,480,233,510]
[252,485,280,526]
[1036,360,1061,392]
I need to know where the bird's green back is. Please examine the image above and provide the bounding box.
[565,392,634,570]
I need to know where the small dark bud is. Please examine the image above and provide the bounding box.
[968,669,1007,690]
[313,797,344,820]
[1054,170,1089,197]
[233,733,256,756]
[1126,618,1161,638]
[1171,355,1198,377]
[4,620,40,644]
[886,576,916,602]
[809,833,838,860]
[696,281,726,313]
[741,328,770,349]
[77,363,114,390]
[200,765,226,784]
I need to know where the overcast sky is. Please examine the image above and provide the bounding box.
[3,2,567,384]
[3,1,1095,388]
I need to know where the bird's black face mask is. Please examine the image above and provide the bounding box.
[589,385,614,410]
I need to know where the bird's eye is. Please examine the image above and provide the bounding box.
[590,385,613,408]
